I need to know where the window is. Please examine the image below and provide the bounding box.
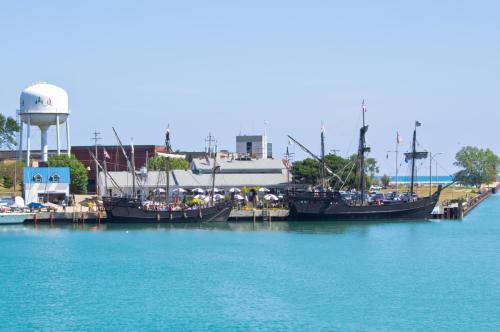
[49,174,60,183]
[33,174,42,183]
[246,142,252,154]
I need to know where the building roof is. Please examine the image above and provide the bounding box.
[23,167,70,184]
[101,169,290,190]
[103,171,175,188]
[191,158,286,174]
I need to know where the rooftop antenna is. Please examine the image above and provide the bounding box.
[205,132,217,158]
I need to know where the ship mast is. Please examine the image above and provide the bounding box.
[210,146,219,206]
[358,100,369,205]
[112,127,136,198]
[320,124,326,190]
[409,123,418,200]
[405,121,427,201]
[165,160,170,204]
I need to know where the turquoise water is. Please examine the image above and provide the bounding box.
[1,196,499,331]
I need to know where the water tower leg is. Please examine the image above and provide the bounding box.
[66,117,71,156]
[26,115,31,166]
[56,114,61,155]
[18,121,23,161]
[41,127,48,162]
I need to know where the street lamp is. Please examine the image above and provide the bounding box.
[430,152,444,195]
[387,150,399,193]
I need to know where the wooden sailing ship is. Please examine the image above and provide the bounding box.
[99,128,232,223]
[287,103,442,221]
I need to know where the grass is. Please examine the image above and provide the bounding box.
[0,183,21,196]
[381,185,480,203]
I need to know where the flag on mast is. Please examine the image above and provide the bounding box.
[396,132,403,144]
[103,148,111,160]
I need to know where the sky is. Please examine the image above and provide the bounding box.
[1,0,499,176]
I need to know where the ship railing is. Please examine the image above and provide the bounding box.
[286,191,339,199]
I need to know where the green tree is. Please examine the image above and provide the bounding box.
[345,154,379,188]
[291,153,379,189]
[365,157,380,179]
[291,158,321,184]
[0,160,24,190]
[48,154,88,193]
[0,114,20,149]
[454,146,499,188]
[381,174,391,187]
[147,156,189,171]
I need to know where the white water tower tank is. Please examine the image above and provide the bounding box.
[18,82,71,164]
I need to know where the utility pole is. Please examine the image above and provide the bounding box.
[387,149,398,193]
[205,132,217,158]
[92,131,101,196]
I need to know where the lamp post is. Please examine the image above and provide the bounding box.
[430,152,443,195]
[386,150,399,194]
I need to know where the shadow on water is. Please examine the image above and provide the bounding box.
[1,218,441,235]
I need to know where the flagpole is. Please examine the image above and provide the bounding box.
[396,133,399,195]
[103,152,108,196]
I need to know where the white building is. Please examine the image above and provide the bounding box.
[23,167,70,204]
[236,135,269,160]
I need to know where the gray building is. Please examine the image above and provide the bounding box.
[100,157,291,197]
[236,135,268,160]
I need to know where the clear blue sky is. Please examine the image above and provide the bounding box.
[1,0,499,175]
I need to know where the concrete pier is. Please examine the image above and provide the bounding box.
[26,211,104,223]
[229,209,289,221]
[435,182,499,220]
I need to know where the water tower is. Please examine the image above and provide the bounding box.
[18,82,71,165]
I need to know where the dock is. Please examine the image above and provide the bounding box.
[435,182,499,220]
[22,183,498,223]
[229,208,289,222]
[26,211,105,223]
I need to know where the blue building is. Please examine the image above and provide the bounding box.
[23,167,70,204]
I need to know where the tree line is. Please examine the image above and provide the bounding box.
[291,154,379,189]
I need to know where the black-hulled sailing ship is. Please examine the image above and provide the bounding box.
[287,103,441,221]
[101,128,232,223]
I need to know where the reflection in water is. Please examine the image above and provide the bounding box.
[8,219,436,235]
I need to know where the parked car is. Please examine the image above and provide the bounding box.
[371,193,386,204]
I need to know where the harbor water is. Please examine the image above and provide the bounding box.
[0,195,499,331]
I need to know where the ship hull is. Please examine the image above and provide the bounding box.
[103,198,233,223]
[288,193,439,221]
